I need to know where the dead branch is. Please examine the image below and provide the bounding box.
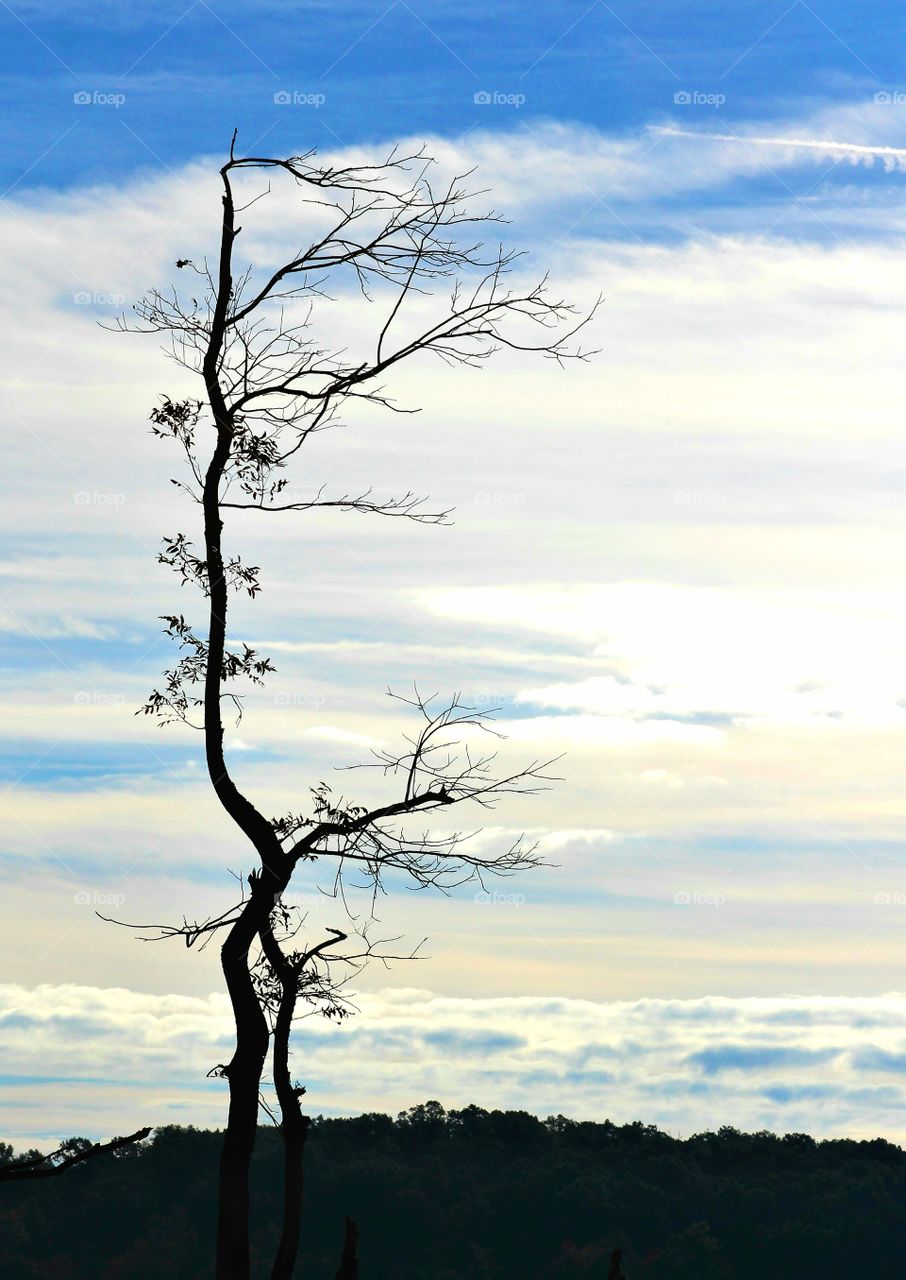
[0,1128,152,1182]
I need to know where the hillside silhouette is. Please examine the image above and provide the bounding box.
[3,1101,906,1277]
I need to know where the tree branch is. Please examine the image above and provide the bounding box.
[0,1128,151,1182]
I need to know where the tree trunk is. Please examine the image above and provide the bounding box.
[215,902,272,1280]
[261,923,309,1280]
[202,159,292,1280]
[270,1104,308,1280]
[334,1218,359,1280]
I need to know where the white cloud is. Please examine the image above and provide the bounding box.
[428,582,906,727]
[6,983,906,1149]
[303,724,380,748]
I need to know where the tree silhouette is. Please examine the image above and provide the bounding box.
[114,131,597,1280]
[8,1108,906,1277]
[0,1128,151,1183]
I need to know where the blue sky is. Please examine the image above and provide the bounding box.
[8,0,906,1149]
[2,0,902,198]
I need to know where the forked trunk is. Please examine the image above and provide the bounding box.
[215,902,272,1280]
[261,919,309,1280]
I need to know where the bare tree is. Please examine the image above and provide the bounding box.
[116,131,597,1280]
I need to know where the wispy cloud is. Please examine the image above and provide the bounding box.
[654,125,906,171]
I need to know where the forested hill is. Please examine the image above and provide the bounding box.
[3,1102,906,1278]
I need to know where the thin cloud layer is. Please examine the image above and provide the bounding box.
[5,984,906,1149]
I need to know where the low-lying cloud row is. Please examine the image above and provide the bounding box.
[6,984,906,1151]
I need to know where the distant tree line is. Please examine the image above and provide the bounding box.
[3,1101,905,1278]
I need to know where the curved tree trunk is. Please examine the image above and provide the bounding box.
[202,152,291,1280]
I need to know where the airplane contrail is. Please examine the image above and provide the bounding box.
[653,126,906,165]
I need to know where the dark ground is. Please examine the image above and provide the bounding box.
[2,1101,905,1277]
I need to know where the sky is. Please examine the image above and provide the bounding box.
[6,0,906,1150]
